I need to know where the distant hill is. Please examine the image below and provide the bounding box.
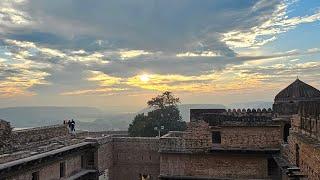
[138,104,226,121]
[0,106,102,127]
[2,103,267,131]
[0,106,136,131]
[78,113,135,131]
[227,101,273,109]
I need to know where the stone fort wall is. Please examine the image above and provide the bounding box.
[1,124,69,154]
[108,137,160,180]
[169,120,281,150]
[13,124,69,144]
[281,115,320,179]
[160,153,268,179]
[284,134,320,179]
[214,126,281,149]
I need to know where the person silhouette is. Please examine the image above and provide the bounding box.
[71,119,75,132]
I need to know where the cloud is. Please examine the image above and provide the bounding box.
[0,0,320,100]
[3,39,109,65]
[230,60,320,85]
[87,71,121,86]
[0,0,32,33]
[0,0,277,55]
[118,50,153,60]
[176,51,220,57]
[0,58,49,97]
[222,1,320,48]
[61,87,127,96]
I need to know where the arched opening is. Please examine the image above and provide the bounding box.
[295,144,300,167]
[283,123,291,143]
[267,158,280,178]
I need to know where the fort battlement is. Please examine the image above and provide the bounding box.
[291,114,320,142]
[225,108,273,115]
[190,108,274,126]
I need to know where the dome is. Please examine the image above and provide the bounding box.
[275,79,320,103]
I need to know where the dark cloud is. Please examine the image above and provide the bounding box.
[4,0,280,55]
[7,31,67,46]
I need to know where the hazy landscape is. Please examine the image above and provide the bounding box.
[0,101,272,131]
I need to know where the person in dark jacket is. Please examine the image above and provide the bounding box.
[67,120,71,132]
[70,119,75,132]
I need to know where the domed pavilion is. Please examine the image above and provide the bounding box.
[273,78,320,116]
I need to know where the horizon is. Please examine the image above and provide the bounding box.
[1,0,320,112]
[0,100,273,113]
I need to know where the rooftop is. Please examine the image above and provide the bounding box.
[275,79,320,103]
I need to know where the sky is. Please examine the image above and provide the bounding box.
[0,0,320,112]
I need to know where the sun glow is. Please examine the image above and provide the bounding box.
[139,74,150,82]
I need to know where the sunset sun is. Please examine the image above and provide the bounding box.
[139,74,150,82]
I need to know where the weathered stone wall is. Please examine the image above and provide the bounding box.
[0,120,13,151]
[12,124,69,144]
[94,136,113,173]
[109,137,160,180]
[215,126,281,149]
[186,121,281,149]
[284,133,320,179]
[160,121,281,153]
[280,115,320,179]
[160,153,268,179]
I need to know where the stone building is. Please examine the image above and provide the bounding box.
[0,79,319,179]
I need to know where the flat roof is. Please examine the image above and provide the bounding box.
[0,142,93,171]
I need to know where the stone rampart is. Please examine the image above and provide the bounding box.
[12,124,69,145]
[191,108,274,126]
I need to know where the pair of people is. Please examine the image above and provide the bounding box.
[64,119,76,133]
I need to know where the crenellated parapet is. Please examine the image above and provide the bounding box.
[298,101,320,117]
[292,114,320,141]
[190,108,274,126]
[224,108,273,116]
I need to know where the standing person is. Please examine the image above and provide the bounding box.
[71,119,75,133]
[67,120,71,132]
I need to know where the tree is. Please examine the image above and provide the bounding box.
[128,91,186,137]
